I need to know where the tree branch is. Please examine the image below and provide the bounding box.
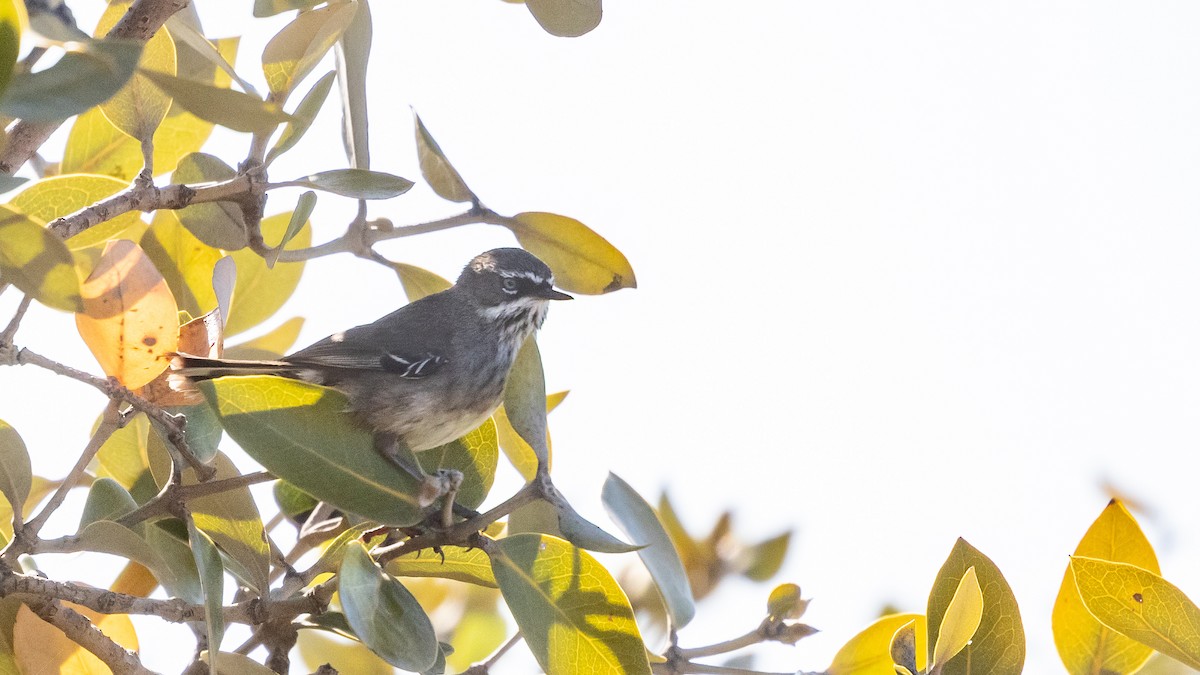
[22,597,156,675]
[0,0,189,175]
[116,470,275,528]
[47,175,253,239]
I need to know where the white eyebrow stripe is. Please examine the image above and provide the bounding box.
[497,270,546,284]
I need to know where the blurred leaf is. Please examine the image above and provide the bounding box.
[94,411,150,489]
[340,541,439,671]
[490,533,651,675]
[0,0,20,100]
[1071,557,1200,669]
[827,614,929,675]
[524,0,601,37]
[142,69,289,134]
[225,317,305,360]
[0,39,143,120]
[297,629,393,675]
[74,240,180,389]
[1053,500,1160,675]
[225,210,312,336]
[200,651,277,675]
[743,531,791,581]
[602,472,695,628]
[508,212,635,294]
[9,174,142,250]
[273,479,317,522]
[139,210,221,317]
[927,538,1024,675]
[390,262,451,303]
[267,70,335,165]
[96,0,177,143]
[418,419,498,511]
[79,477,137,529]
[198,377,425,526]
[263,2,358,98]
[188,520,226,658]
[445,609,507,672]
[931,566,983,671]
[335,0,371,168]
[213,256,236,326]
[255,0,326,17]
[284,168,413,200]
[13,602,138,674]
[0,206,82,311]
[1137,652,1200,675]
[164,16,243,95]
[0,176,27,195]
[172,152,247,250]
[0,420,30,519]
[387,546,497,588]
[414,111,476,203]
[0,476,57,542]
[503,338,549,470]
[110,561,160,597]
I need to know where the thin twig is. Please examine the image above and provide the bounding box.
[0,294,32,345]
[463,632,524,674]
[676,628,765,660]
[116,471,275,529]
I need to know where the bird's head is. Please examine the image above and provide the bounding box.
[458,248,573,330]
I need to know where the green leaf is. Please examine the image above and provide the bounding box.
[1071,556,1200,669]
[507,212,636,294]
[254,0,325,17]
[10,174,143,250]
[0,420,31,518]
[266,191,316,267]
[172,153,247,250]
[94,412,150,490]
[1053,500,1160,675]
[743,531,791,581]
[225,210,312,336]
[503,338,549,470]
[224,317,305,360]
[283,169,414,200]
[0,39,143,120]
[262,2,358,99]
[0,206,82,312]
[554,497,640,554]
[141,69,290,134]
[389,262,451,303]
[79,477,137,529]
[891,619,920,675]
[413,112,476,204]
[266,71,336,165]
[387,546,497,588]
[602,472,695,628]
[143,524,202,603]
[139,210,222,317]
[164,16,244,96]
[76,520,194,596]
[490,533,651,675]
[340,541,439,672]
[523,0,602,37]
[198,377,424,526]
[931,566,984,671]
[417,419,499,511]
[927,538,1025,675]
[96,1,176,143]
[273,480,317,522]
[826,614,928,675]
[0,0,21,100]
[334,0,372,169]
[188,520,226,661]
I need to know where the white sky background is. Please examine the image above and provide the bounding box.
[4,1,1200,672]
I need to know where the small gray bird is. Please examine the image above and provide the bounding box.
[176,248,571,502]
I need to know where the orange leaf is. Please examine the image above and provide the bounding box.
[138,307,223,406]
[14,602,139,674]
[75,240,180,389]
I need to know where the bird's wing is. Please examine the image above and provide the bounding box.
[282,292,457,379]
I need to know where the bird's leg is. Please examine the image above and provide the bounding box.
[373,433,462,513]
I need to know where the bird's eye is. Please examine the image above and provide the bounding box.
[502,278,519,293]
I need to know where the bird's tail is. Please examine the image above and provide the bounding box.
[171,353,298,382]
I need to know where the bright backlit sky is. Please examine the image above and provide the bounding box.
[5,1,1200,672]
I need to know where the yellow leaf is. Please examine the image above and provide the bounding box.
[262,2,358,98]
[13,602,138,674]
[0,206,82,312]
[508,211,636,294]
[9,174,143,250]
[494,392,562,481]
[827,614,928,675]
[1071,557,1200,670]
[224,316,305,359]
[96,0,177,142]
[1053,500,1160,675]
[414,111,476,203]
[297,629,393,675]
[75,240,180,389]
[139,209,222,318]
[931,566,984,671]
[524,0,602,37]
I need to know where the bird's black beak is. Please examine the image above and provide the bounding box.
[538,287,574,301]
